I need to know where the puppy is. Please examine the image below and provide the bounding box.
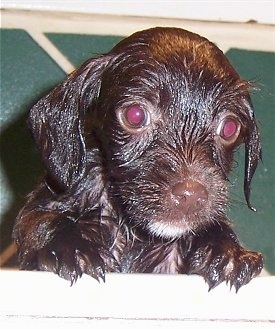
[13,27,263,291]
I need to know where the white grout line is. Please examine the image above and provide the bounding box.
[27,28,75,74]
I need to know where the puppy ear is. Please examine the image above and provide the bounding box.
[243,97,262,211]
[29,55,111,191]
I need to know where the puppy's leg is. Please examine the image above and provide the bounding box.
[13,183,119,283]
[183,221,263,291]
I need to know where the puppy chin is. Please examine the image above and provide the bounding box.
[147,220,194,239]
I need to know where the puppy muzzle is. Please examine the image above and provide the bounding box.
[171,179,208,214]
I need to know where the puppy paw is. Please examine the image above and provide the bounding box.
[39,241,105,284]
[190,245,263,291]
[36,226,106,284]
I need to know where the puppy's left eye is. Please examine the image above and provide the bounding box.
[216,116,241,145]
[117,105,150,132]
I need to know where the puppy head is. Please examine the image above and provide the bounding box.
[29,27,261,238]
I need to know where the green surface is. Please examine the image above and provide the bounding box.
[0,29,274,272]
[46,33,124,67]
[226,49,275,273]
[0,29,66,129]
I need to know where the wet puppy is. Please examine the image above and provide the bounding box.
[13,27,263,290]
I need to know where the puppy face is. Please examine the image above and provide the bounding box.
[29,27,260,240]
[85,28,260,238]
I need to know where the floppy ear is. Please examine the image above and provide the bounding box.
[29,55,111,191]
[243,97,262,211]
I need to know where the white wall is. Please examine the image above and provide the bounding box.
[1,0,274,24]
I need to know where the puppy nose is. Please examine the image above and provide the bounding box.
[171,180,208,212]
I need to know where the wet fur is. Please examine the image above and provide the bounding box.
[13,27,263,290]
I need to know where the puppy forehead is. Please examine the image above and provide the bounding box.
[111,27,239,80]
[106,27,250,126]
[148,29,214,62]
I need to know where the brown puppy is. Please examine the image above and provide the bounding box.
[13,27,263,290]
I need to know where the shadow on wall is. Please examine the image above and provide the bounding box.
[0,110,43,265]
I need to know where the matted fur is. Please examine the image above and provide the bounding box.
[13,27,263,290]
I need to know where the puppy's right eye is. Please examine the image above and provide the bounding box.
[117,105,150,132]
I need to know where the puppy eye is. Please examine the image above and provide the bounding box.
[216,116,241,145]
[117,105,150,131]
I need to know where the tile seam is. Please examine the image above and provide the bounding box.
[26,28,75,74]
